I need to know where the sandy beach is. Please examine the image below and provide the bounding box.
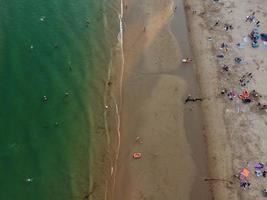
[185,0,267,199]
[107,0,211,199]
[100,0,267,199]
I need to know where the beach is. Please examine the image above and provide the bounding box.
[3,0,267,199]
[107,0,211,199]
[102,0,267,199]
[185,0,267,199]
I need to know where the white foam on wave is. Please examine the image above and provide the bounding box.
[103,1,125,199]
[109,0,124,198]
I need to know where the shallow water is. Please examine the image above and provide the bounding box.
[0,0,119,199]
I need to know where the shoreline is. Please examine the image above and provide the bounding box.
[88,0,123,199]
[98,0,267,199]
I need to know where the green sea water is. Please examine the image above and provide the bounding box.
[0,0,120,199]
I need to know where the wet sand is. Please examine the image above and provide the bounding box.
[109,0,211,199]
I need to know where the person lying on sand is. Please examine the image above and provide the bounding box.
[181,58,192,63]
[184,95,203,104]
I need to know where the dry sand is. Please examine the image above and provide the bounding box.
[107,0,212,199]
[185,0,267,199]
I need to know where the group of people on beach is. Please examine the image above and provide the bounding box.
[213,6,267,195]
[235,162,267,195]
[217,9,267,114]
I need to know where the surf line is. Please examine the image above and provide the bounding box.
[117,0,124,163]
[104,0,125,199]
[111,0,124,194]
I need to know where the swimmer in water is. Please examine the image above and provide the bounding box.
[26,178,33,182]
